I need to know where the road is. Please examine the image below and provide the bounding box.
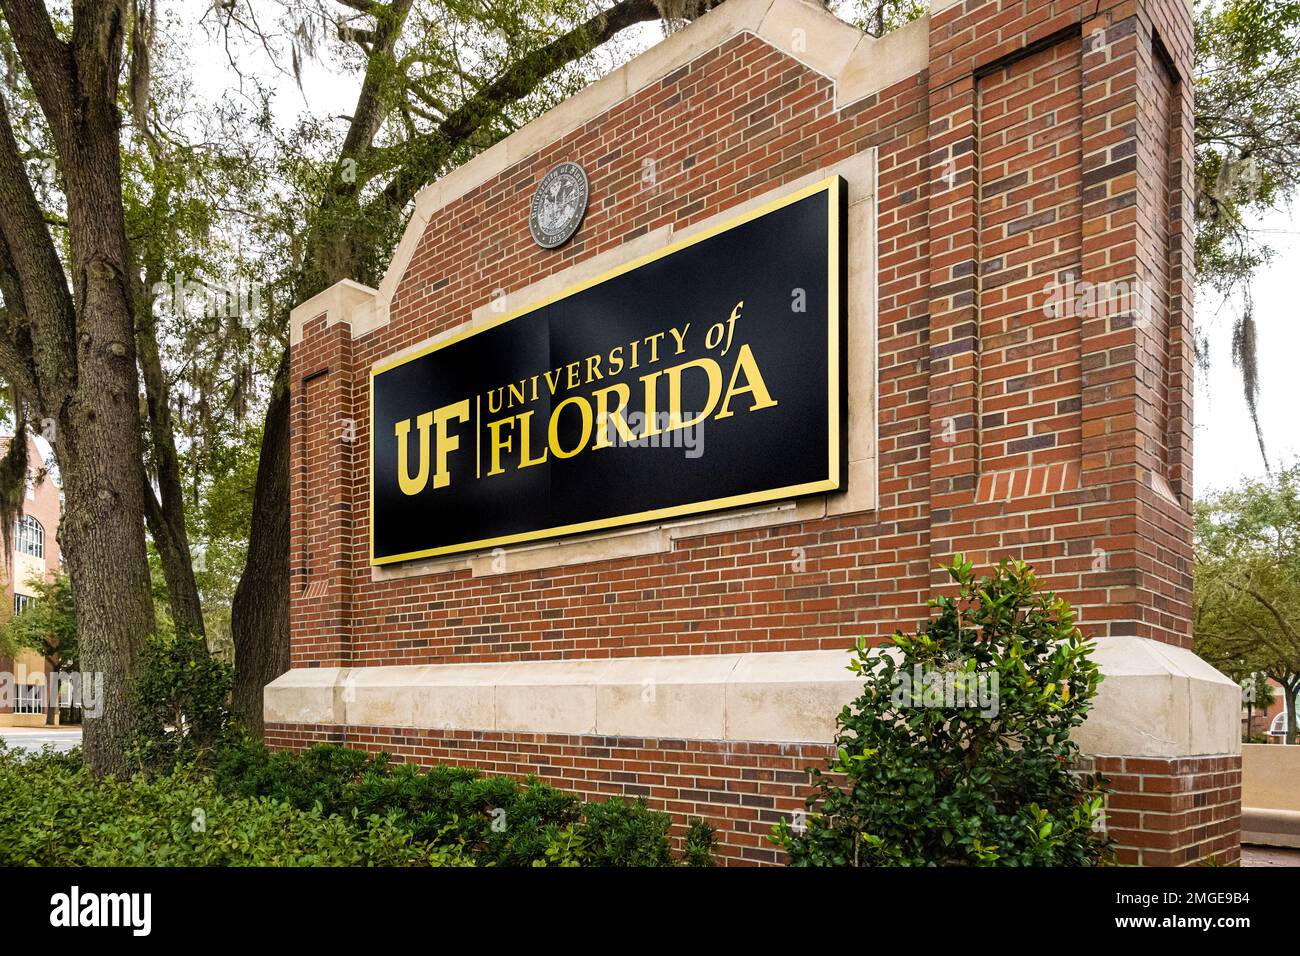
[0,726,82,753]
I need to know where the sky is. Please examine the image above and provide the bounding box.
[178,3,1296,501]
[1194,206,1300,496]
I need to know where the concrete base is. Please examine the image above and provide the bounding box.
[1242,808,1300,849]
[1241,743,1300,849]
[0,713,55,728]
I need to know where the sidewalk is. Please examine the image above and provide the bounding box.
[1241,845,1300,866]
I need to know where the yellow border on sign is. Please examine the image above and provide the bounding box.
[369,175,843,565]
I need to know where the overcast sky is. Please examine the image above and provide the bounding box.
[182,6,1295,500]
[1194,206,1300,495]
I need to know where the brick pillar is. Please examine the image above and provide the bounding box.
[287,282,374,669]
[925,0,1239,864]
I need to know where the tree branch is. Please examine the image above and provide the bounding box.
[339,0,415,161]
[0,0,75,138]
[378,0,663,214]
[1222,575,1300,649]
[0,95,74,402]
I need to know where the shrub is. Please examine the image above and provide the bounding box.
[130,632,236,771]
[22,625,718,867]
[772,556,1113,866]
[533,802,717,867]
[209,737,713,866]
[0,743,467,867]
[682,818,718,867]
[576,797,675,866]
[209,739,580,864]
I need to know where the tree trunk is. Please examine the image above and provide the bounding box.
[0,0,161,774]
[136,267,206,641]
[0,0,158,777]
[143,482,206,639]
[43,653,61,726]
[56,340,156,776]
[229,350,290,733]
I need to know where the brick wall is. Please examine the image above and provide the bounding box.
[1087,755,1243,866]
[281,0,1233,865]
[266,720,834,865]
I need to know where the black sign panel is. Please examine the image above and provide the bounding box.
[370,176,847,564]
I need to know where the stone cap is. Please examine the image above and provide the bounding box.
[266,637,1240,756]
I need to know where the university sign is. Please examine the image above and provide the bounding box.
[369,176,847,564]
[277,0,1233,868]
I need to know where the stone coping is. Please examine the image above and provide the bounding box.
[266,649,863,745]
[266,637,1241,756]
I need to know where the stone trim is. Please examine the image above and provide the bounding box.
[263,649,863,744]
[289,279,376,348]
[1078,636,1241,758]
[264,637,1241,756]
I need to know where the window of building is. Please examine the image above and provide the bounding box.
[14,514,43,558]
[13,592,32,616]
[15,683,44,714]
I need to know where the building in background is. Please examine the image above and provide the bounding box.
[0,433,63,727]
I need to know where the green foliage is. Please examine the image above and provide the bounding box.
[573,797,675,866]
[130,632,236,770]
[1195,464,1300,742]
[773,557,1112,867]
[1194,0,1300,292]
[209,738,712,867]
[0,570,77,668]
[213,740,580,866]
[0,743,467,867]
[0,735,713,866]
[190,422,265,653]
[682,817,718,867]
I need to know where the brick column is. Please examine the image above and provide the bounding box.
[287,282,375,669]
[925,0,1239,864]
